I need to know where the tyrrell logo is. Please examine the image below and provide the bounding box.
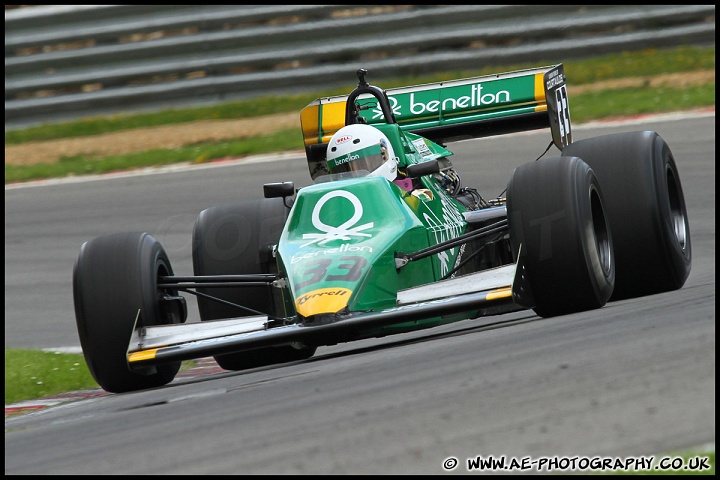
[296,288,349,306]
[295,287,352,317]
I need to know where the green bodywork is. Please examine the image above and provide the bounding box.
[277,169,467,319]
[287,64,569,322]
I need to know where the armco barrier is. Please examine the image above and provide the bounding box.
[4,4,715,129]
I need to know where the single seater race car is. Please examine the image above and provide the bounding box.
[73,65,692,393]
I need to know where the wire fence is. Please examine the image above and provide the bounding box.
[5,4,715,129]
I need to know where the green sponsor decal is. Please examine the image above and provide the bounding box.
[361,74,538,126]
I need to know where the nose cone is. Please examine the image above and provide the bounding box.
[278,175,428,317]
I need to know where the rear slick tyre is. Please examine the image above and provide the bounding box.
[73,232,182,393]
[562,131,691,300]
[507,156,614,318]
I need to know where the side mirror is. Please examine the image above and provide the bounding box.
[406,160,440,179]
[263,181,295,199]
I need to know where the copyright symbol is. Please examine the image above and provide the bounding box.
[443,457,458,471]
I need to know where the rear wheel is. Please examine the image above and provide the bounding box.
[192,198,316,370]
[507,156,614,317]
[73,232,183,393]
[563,131,691,300]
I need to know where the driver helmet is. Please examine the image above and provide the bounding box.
[326,124,398,182]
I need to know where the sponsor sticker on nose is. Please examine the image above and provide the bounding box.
[295,287,352,317]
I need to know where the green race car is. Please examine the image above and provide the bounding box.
[73,65,691,393]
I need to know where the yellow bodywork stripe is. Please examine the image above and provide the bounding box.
[534,72,545,101]
[128,348,158,363]
[533,72,547,112]
[486,286,513,301]
[300,100,347,146]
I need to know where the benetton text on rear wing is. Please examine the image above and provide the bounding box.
[301,64,572,153]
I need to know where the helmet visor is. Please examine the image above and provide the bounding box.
[327,144,386,176]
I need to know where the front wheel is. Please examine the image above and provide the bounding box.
[73,232,184,393]
[507,156,614,317]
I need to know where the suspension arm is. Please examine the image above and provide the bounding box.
[394,219,508,269]
[157,274,278,289]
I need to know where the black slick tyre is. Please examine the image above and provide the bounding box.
[73,232,182,393]
[562,131,691,300]
[507,156,614,317]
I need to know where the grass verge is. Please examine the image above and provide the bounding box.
[4,46,715,145]
[5,349,97,405]
[4,46,715,184]
[4,348,197,406]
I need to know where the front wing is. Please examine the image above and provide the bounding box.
[127,264,521,368]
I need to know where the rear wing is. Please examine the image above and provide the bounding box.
[301,64,572,167]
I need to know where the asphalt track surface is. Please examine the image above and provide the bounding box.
[4,113,715,474]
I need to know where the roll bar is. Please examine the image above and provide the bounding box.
[345,69,397,126]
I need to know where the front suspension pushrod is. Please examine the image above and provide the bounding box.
[395,219,508,268]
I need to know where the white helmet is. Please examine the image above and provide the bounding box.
[326,124,398,182]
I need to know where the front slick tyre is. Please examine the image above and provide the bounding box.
[73,232,181,393]
[507,156,614,318]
